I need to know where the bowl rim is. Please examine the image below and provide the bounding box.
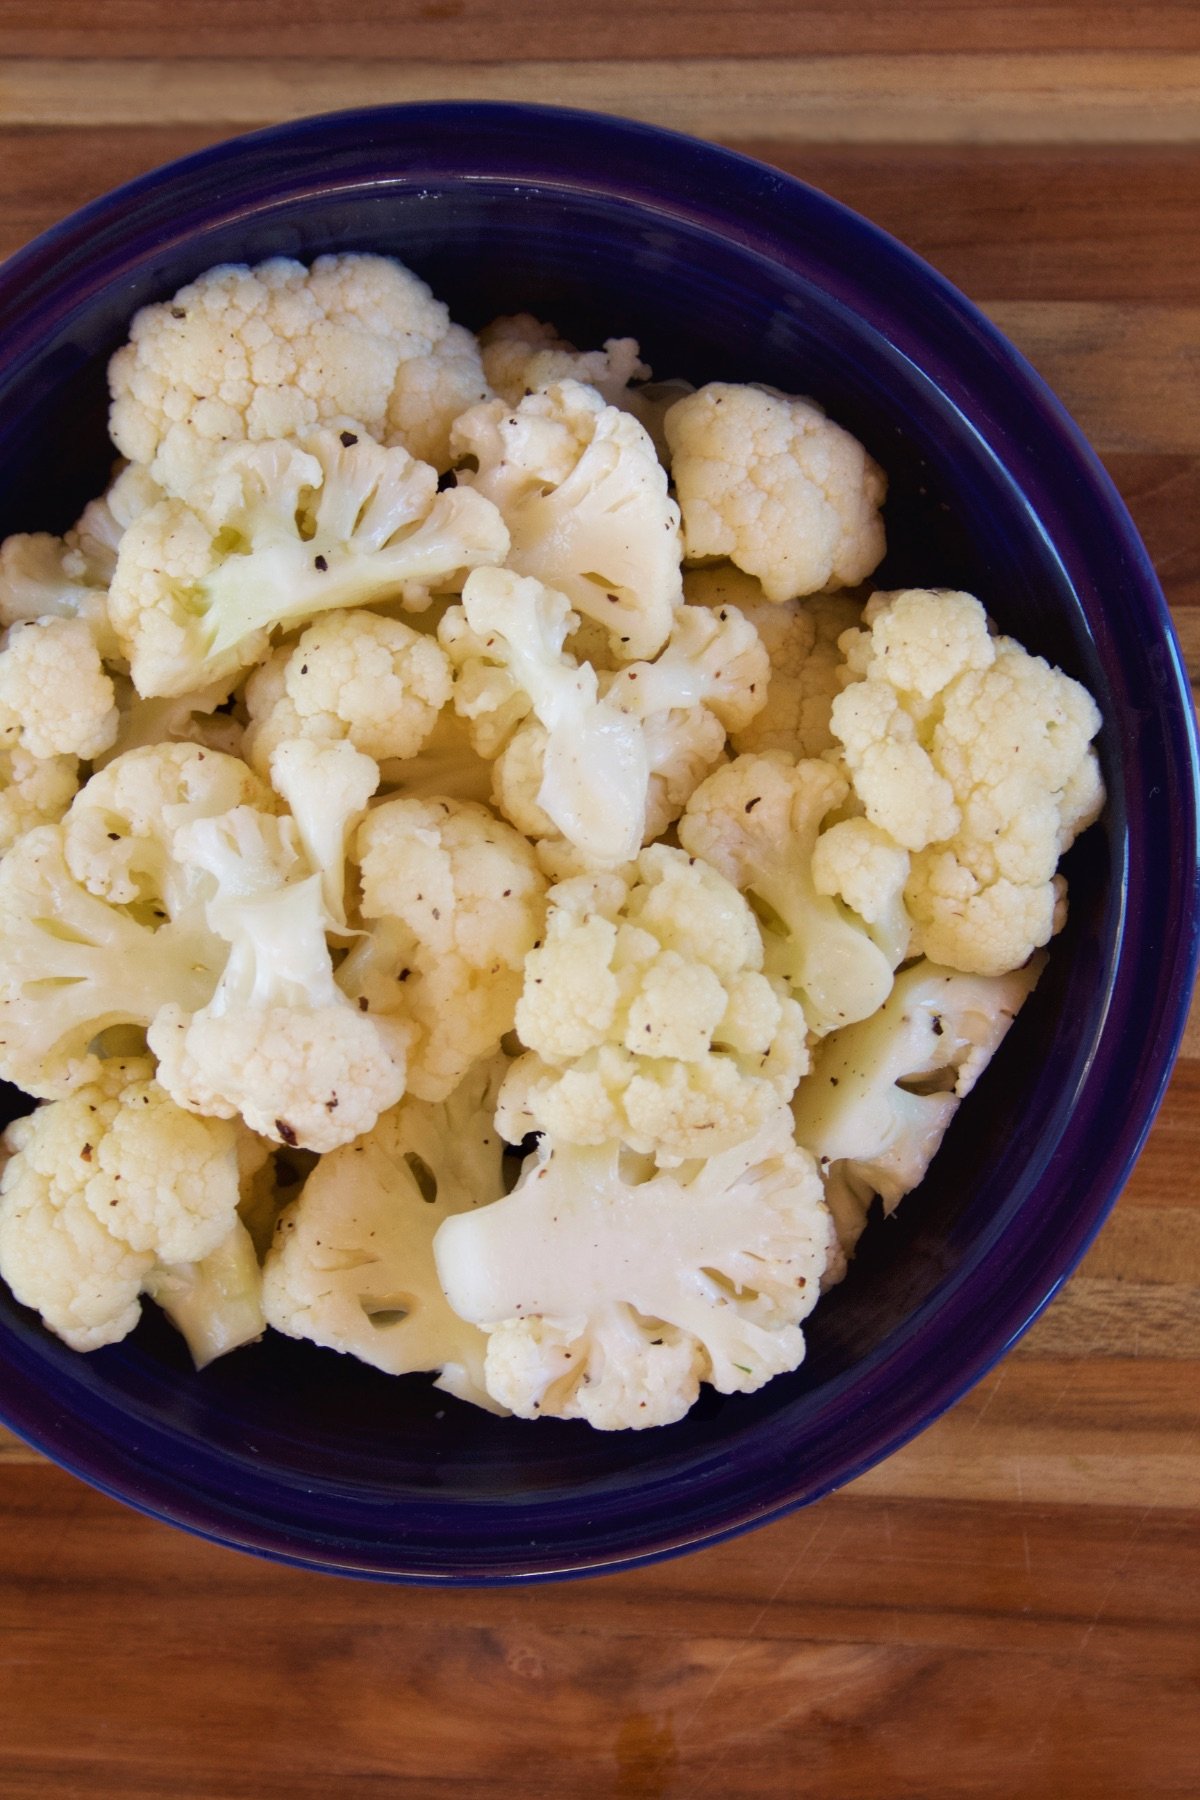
[0,100,1197,1583]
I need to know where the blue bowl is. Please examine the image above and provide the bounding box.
[0,104,1196,1582]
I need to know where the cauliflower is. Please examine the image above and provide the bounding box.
[109,426,509,698]
[0,745,79,855]
[480,313,651,408]
[263,1054,509,1409]
[684,564,862,756]
[489,600,768,853]
[678,753,897,1037]
[99,674,244,769]
[108,253,491,494]
[451,379,682,661]
[148,805,408,1151]
[478,314,691,462]
[386,321,492,470]
[267,738,379,932]
[0,468,158,663]
[0,745,263,1095]
[665,383,887,600]
[496,844,808,1163]
[440,567,650,866]
[434,1107,836,1429]
[793,957,1043,1256]
[340,795,547,1102]
[143,1215,266,1369]
[810,817,912,968]
[831,589,1105,975]
[62,741,272,913]
[0,1057,249,1353]
[242,607,453,776]
[0,618,118,761]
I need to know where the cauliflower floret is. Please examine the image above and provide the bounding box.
[242,607,453,776]
[831,589,1105,975]
[679,753,898,1037]
[497,844,808,1163]
[0,745,79,855]
[0,467,156,662]
[0,1057,247,1353]
[267,738,379,932]
[108,254,488,493]
[440,567,650,866]
[0,747,264,1095]
[435,1107,836,1428]
[478,314,692,462]
[109,425,509,698]
[488,601,767,853]
[793,957,1043,1256]
[452,379,682,661]
[684,564,863,756]
[63,741,273,912]
[480,313,651,409]
[148,806,408,1151]
[262,1053,509,1409]
[0,618,118,760]
[811,816,912,968]
[386,321,491,470]
[665,383,887,601]
[339,796,547,1102]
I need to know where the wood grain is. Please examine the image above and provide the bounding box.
[4,1,1200,60]
[0,15,1197,1800]
[3,54,1200,141]
[1,1463,1197,1800]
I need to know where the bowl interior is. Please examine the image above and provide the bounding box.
[0,110,1190,1579]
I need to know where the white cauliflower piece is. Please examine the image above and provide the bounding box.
[143,1215,266,1369]
[684,564,862,756]
[498,844,808,1163]
[451,379,682,661]
[268,737,379,932]
[435,1107,836,1429]
[148,806,408,1151]
[386,321,491,470]
[109,425,509,698]
[665,383,887,601]
[480,313,651,409]
[831,589,1105,975]
[263,1053,509,1409]
[811,817,912,968]
[793,957,1043,1256]
[489,600,767,852]
[478,313,690,462]
[0,745,79,855]
[440,567,650,866]
[679,752,898,1037]
[0,471,148,663]
[0,1057,247,1353]
[108,253,487,493]
[63,741,272,913]
[340,796,547,1102]
[242,607,453,776]
[0,618,118,760]
[99,674,244,768]
[0,745,262,1094]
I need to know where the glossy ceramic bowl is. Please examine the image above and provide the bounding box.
[0,105,1195,1583]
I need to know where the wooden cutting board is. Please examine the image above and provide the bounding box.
[0,7,1197,1795]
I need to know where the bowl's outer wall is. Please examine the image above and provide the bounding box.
[0,106,1195,1581]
